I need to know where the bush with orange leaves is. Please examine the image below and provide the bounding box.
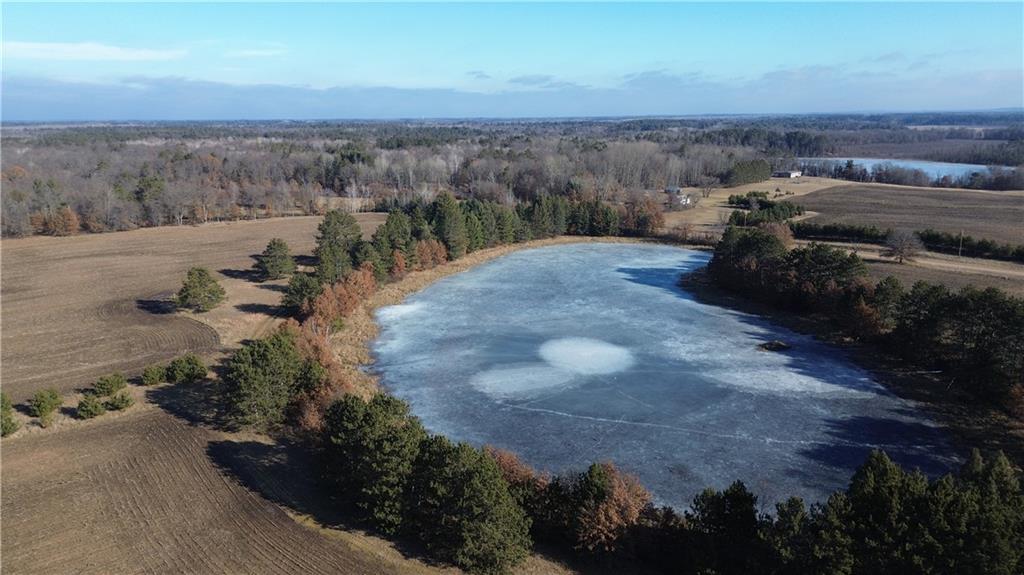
[285,263,379,431]
[414,239,448,270]
[484,446,550,513]
[29,206,80,236]
[757,221,794,248]
[303,263,377,337]
[278,318,359,432]
[390,249,408,279]
[573,462,651,553]
[543,461,651,554]
[622,196,664,237]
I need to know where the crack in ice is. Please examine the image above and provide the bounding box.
[504,404,945,453]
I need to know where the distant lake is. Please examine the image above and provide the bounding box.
[799,157,993,179]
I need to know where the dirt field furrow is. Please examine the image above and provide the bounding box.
[0,407,421,574]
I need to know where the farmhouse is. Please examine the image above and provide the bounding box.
[664,186,693,206]
[772,170,802,179]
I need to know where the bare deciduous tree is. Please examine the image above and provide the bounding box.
[697,175,719,199]
[882,229,923,264]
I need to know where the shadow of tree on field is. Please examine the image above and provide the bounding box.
[235,302,285,317]
[218,267,263,282]
[257,283,288,293]
[206,438,641,574]
[205,438,444,567]
[207,439,338,522]
[148,379,229,429]
[294,254,317,268]
[136,298,177,314]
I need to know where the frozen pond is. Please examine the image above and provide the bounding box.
[372,243,957,508]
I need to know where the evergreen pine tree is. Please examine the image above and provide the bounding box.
[431,192,468,259]
[410,205,434,241]
[478,204,499,246]
[255,237,296,280]
[464,212,485,253]
[352,240,386,282]
[406,436,532,574]
[225,330,325,430]
[315,210,362,284]
[175,267,226,312]
[322,394,426,534]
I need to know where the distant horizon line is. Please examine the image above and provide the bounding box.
[4,108,1023,126]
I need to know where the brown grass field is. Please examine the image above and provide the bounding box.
[0,214,384,403]
[864,261,1024,297]
[663,177,1024,295]
[661,175,842,233]
[798,184,1024,245]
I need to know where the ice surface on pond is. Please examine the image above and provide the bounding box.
[372,243,958,509]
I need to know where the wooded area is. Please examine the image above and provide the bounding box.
[4,112,1021,237]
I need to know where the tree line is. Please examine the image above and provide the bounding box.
[0,122,746,237]
[319,391,1024,575]
[790,222,1024,264]
[12,113,1018,238]
[726,191,805,226]
[280,194,661,316]
[927,139,1024,167]
[709,226,1024,409]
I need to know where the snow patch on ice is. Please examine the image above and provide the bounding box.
[377,301,425,321]
[539,337,635,375]
[662,336,874,397]
[703,368,873,397]
[470,364,575,398]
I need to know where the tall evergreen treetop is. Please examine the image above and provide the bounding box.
[431,192,468,260]
[175,267,226,312]
[255,237,296,280]
[315,210,362,283]
[406,436,532,574]
[322,394,426,534]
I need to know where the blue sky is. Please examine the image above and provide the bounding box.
[3,2,1022,120]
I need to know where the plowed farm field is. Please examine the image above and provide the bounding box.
[799,185,1024,245]
[0,406,441,575]
[1,215,384,402]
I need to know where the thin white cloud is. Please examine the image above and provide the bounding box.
[4,41,186,61]
[224,47,287,58]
